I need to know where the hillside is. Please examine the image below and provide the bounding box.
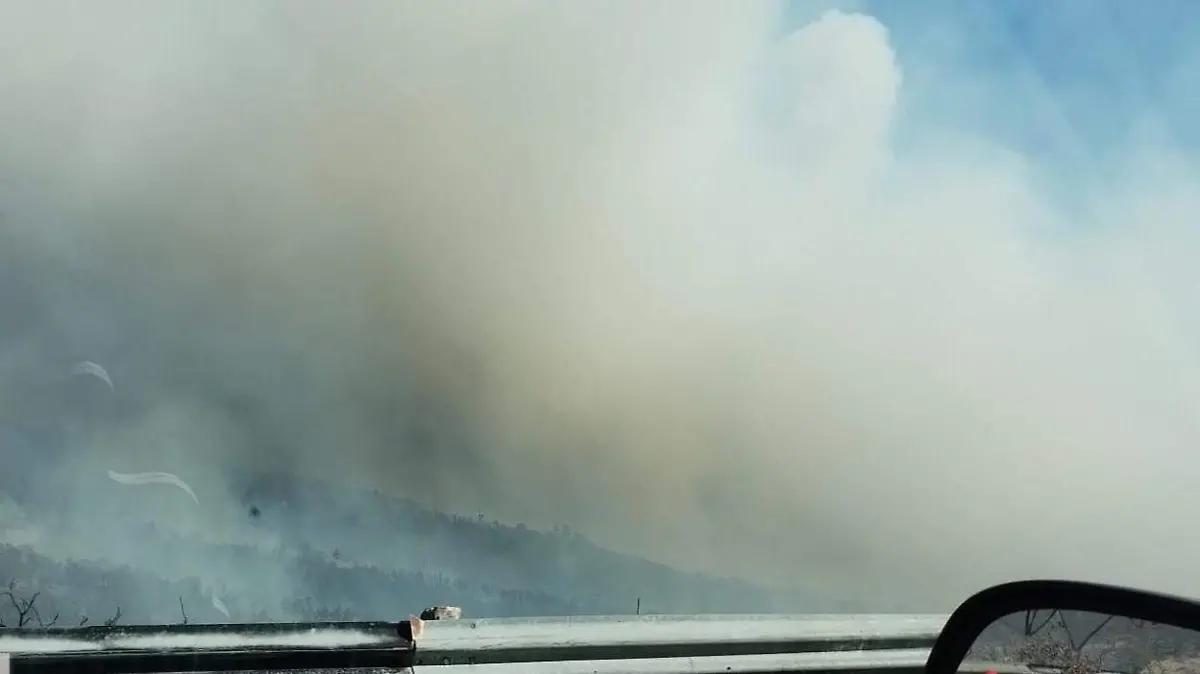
[0,468,852,626]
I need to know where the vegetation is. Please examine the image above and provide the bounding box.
[969,610,1200,674]
[0,471,841,626]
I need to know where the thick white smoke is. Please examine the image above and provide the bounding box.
[0,0,1198,610]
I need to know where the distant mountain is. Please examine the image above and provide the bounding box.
[0,466,854,625]
[231,470,851,614]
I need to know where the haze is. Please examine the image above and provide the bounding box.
[1,0,1198,612]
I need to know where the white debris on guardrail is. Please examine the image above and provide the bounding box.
[422,606,463,621]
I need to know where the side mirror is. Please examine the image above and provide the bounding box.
[927,580,1200,674]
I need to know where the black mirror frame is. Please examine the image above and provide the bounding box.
[926,580,1200,674]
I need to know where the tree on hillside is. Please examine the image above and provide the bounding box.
[0,580,208,630]
[0,579,57,627]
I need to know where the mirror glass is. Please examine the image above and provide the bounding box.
[961,610,1200,674]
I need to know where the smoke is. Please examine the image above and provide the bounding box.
[1,0,1199,612]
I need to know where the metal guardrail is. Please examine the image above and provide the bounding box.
[411,614,947,665]
[0,614,950,674]
[0,620,409,674]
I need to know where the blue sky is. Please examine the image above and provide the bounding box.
[785,0,1200,183]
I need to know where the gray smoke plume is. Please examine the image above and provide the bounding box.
[1,0,1199,612]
